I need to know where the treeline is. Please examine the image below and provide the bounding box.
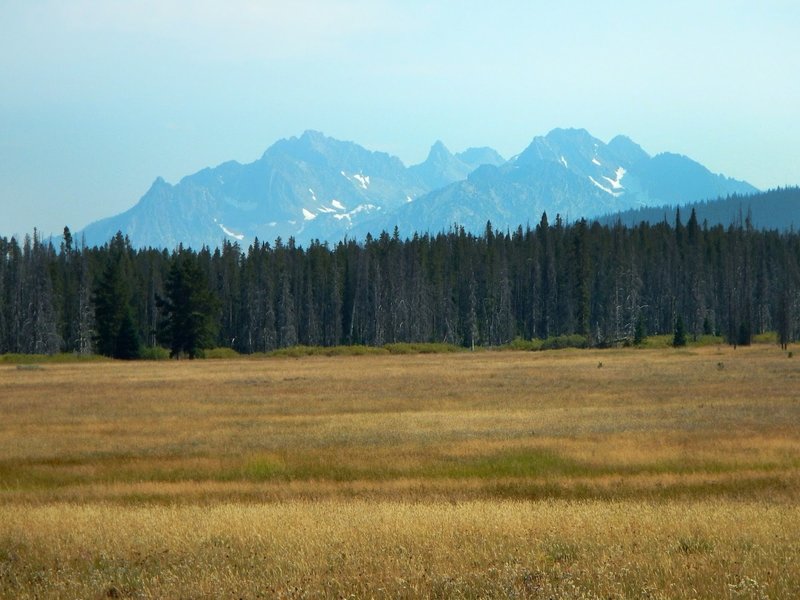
[599,186,800,232]
[1,210,799,357]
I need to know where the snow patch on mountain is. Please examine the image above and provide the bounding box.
[219,223,244,240]
[333,204,379,222]
[352,173,370,189]
[589,176,622,197]
[602,167,626,190]
[340,171,370,189]
[78,128,758,251]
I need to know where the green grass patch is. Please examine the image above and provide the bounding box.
[201,347,241,359]
[239,457,287,480]
[753,331,778,344]
[267,345,389,358]
[421,449,591,479]
[504,338,544,351]
[139,346,171,360]
[641,334,723,349]
[691,334,725,346]
[641,334,677,349]
[0,353,108,364]
[383,342,462,354]
[501,335,588,352]
[267,343,463,357]
[0,461,85,490]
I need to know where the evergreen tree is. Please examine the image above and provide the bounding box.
[737,320,752,347]
[4,209,800,357]
[92,254,127,357]
[158,253,219,358]
[20,232,62,354]
[702,316,713,336]
[633,315,646,346]
[673,315,687,347]
[114,308,141,359]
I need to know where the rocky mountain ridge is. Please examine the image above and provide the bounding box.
[80,128,758,249]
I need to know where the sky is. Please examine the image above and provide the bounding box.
[2,0,799,238]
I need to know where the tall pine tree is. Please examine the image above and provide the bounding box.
[158,252,219,358]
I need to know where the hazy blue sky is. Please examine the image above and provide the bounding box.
[2,0,799,238]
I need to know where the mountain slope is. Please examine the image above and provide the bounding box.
[81,131,431,249]
[357,128,758,237]
[80,128,758,249]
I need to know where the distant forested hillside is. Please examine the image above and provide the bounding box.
[600,187,800,230]
[2,214,799,356]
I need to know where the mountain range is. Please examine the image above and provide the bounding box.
[80,128,759,249]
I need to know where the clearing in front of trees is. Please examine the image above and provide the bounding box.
[1,345,798,598]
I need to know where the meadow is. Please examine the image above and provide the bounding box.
[1,344,799,598]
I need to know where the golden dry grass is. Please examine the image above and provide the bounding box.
[1,345,799,597]
[2,500,799,599]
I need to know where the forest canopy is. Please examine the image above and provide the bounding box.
[1,210,799,357]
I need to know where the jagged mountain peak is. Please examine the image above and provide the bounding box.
[424,140,455,162]
[514,128,601,168]
[268,129,347,157]
[300,128,326,140]
[409,140,471,190]
[80,128,759,250]
[545,127,596,142]
[456,147,505,170]
[608,135,650,165]
[359,128,758,241]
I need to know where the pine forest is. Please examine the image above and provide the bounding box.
[2,210,799,358]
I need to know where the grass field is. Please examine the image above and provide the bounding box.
[1,345,799,598]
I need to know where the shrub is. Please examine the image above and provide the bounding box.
[541,334,588,350]
[202,347,241,359]
[752,331,778,344]
[694,334,725,346]
[328,345,388,356]
[139,346,171,361]
[384,343,461,354]
[499,335,586,352]
[267,345,388,358]
[505,338,544,352]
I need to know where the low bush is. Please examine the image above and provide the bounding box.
[202,347,241,359]
[505,338,544,351]
[0,353,106,364]
[267,345,388,358]
[541,334,588,350]
[692,334,725,346]
[500,335,587,352]
[139,346,171,361]
[753,331,778,344]
[384,342,461,354]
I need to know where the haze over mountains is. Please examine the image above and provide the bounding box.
[80,128,759,249]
